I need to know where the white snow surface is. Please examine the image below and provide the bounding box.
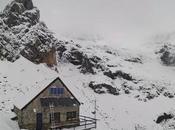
[58,60,175,130]
[0,56,58,110]
[1,44,175,130]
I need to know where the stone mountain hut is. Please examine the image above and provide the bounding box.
[13,77,81,130]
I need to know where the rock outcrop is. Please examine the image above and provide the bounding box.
[156,44,175,66]
[0,0,58,63]
[104,70,134,81]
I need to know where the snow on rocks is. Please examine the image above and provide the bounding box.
[0,0,58,63]
[156,43,175,66]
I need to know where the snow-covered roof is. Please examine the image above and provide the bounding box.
[0,56,58,110]
[14,77,57,110]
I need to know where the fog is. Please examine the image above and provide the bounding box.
[1,0,175,48]
[0,0,11,10]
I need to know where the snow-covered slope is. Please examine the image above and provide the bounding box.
[1,0,175,130]
[0,56,58,111]
[57,42,175,130]
[1,46,175,130]
[0,56,59,130]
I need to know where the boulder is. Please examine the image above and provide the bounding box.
[157,44,175,66]
[15,0,34,10]
[104,70,134,81]
[156,113,173,124]
[89,81,119,95]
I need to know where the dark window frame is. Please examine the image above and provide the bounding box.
[49,112,60,123]
[66,111,77,121]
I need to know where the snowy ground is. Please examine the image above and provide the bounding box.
[1,42,175,130]
[0,57,58,130]
[58,60,175,130]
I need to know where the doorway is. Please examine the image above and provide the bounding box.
[36,113,43,130]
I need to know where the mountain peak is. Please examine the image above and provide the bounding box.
[3,0,34,15]
[1,0,37,27]
[15,0,34,10]
[0,0,57,63]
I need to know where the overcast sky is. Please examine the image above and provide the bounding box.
[1,0,175,48]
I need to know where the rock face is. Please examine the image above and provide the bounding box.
[104,70,134,81]
[156,113,173,124]
[156,44,175,66]
[3,0,36,27]
[0,0,58,63]
[17,0,34,10]
[89,81,119,95]
[65,47,103,74]
[124,57,142,64]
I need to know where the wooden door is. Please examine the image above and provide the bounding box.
[36,113,43,130]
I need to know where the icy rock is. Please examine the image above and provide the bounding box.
[125,57,142,64]
[15,0,34,10]
[8,2,25,14]
[157,44,175,66]
[89,81,119,95]
[163,91,174,98]
[156,113,173,124]
[104,70,134,81]
[66,48,96,74]
[0,0,58,63]
[67,49,84,65]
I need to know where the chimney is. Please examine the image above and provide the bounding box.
[42,48,57,67]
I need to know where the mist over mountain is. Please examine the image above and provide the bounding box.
[2,0,175,49]
[31,0,175,49]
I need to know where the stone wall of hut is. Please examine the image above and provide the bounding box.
[15,78,80,130]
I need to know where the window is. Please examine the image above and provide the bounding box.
[49,112,60,123]
[49,87,64,95]
[66,111,77,121]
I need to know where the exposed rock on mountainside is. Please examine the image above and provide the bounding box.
[89,81,119,95]
[1,0,175,102]
[0,0,57,63]
[66,48,96,74]
[156,113,173,123]
[124,57,142,64]
[104,70,134,81]
[156,43,175,66]
[2,0,37,27]
[154,112,175,129]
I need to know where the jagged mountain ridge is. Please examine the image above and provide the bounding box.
[1,0,175,111]
[0,0,58,63]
